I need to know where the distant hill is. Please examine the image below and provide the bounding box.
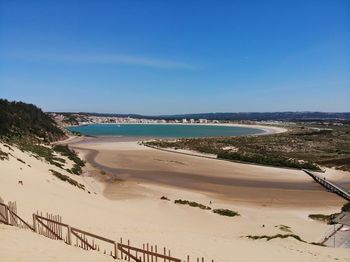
[157,112,350,121]
[56,112,147,119]
[0,99,65,142]
[55,111,350,121]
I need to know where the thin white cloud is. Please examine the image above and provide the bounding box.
[4,52,196,70]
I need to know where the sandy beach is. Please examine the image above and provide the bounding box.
[71,136,347,208]
[1,133,350,261]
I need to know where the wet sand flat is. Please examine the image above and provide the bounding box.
[72,137,346,208]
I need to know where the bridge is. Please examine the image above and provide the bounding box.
[303,169,350,201]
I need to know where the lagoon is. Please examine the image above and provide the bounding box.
[68,124,264,138]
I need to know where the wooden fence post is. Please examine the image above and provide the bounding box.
[143,244,146,262]
[32,214,37,232]
[67,226,72,245]
[147,243,149,262]
[114,241,117,259]
[128,240,130,261]
[5,205,9,225]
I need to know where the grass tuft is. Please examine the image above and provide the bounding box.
[341,202,350,212]
[53,145,85,175]
[16,158,26,164]
[49,169,85,190]
[174,199,211,210]
[275,224,292,233]
[212,208,239,217]
[246,233,306,243]
[0,149,9,160]
[308,214,338,224]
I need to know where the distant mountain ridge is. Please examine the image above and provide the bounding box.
[158,112,350,121]
[55,111,350,121]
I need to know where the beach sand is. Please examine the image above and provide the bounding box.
[72,137,347,208]
[1,132,350,261]
[0,225,117,262]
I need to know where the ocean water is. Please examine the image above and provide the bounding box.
[68,124,264,138]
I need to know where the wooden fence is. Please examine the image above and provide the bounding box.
[0,201,35,230]
[1,200,214,261]
[117,240,183,262]
[35,212,68,242]
[0,200,213,262]
[0,199,8,224]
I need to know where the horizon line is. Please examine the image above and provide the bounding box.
[48,111,350,116]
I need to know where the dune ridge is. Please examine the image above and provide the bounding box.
[1,139,350,261]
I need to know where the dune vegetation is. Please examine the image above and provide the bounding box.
[0,99,85,175]
[145,123,350,171]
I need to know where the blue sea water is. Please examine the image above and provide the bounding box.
[68,124,264,138]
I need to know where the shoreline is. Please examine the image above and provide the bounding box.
[66,122,288,137]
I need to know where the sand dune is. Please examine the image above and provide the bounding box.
[0,225,118,262]
[1,140,350,261]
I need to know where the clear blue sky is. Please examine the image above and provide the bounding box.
[0,0,349,114]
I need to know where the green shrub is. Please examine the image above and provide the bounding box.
[71,131,82,136]
[174,199,211,210]
[308,214,338,224]
[144,124,350,171]
[53,145,85,175]
[310,242,326,246]
[341,202,350,212]
[16,158,26,164]
[160,196,170,201]
[217,151,321,171]
[0,149,9,160]
[275,225,292,233]
[49,169,85,190]
[0,99,65,142]
[246,234,306,243]
[213,208,239,217]
[16,142,65,168]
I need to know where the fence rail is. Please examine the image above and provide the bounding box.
[35,213,66,241]
[0,202,9,224]
[0,202,35,230]
[0,200,213,262]
[118,242,182,262]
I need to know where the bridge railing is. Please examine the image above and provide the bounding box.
[303,169,350,201]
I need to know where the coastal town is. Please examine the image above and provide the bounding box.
[51,113,220,126]
[50,112,288,127]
